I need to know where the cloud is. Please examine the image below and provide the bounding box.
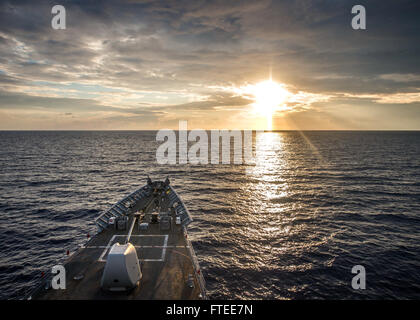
[378,74,420,82]
[0,90,119,112]
[0,0,420,129]
[342,92,420,104]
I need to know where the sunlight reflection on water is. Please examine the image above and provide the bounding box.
[0,131,419,299]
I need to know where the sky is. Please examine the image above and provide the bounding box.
[0,0,419,130]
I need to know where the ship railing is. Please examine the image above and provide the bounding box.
[184,228,207,299]
[24,236,93,300]
[95,185,149,232]
[168,186,193,227]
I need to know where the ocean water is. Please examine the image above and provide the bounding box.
[0,131,419,300]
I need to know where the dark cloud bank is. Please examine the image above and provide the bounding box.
[0,0,419,129]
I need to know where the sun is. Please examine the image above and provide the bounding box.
[253,80,288,115]
[251,80,289,130]
[233,78,291,130]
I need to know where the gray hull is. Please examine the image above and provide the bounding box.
[28,179,206,300]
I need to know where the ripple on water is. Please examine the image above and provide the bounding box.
[0,131,419,299]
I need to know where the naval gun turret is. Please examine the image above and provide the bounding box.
[100,242,142,291]
[28,176,206,299]
[101,206,142,291]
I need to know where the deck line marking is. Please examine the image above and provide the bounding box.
[161,235,169,261]
[97,234,169,262]
[98,234,117,262]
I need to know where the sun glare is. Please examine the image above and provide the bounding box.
[232,78,291,130]
[250,80,289,130]
[253,80,286,113]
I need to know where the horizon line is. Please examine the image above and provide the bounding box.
[1,129,420,132]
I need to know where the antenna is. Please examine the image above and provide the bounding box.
[164,176,170,186]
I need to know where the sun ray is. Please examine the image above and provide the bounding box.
[250,80,289,130]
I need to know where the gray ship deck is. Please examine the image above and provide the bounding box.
[29,180,206,300]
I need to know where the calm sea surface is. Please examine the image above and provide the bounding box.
[0,131,419,299]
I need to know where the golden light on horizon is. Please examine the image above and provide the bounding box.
[247,80,290,130]
[229,78,331,131]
